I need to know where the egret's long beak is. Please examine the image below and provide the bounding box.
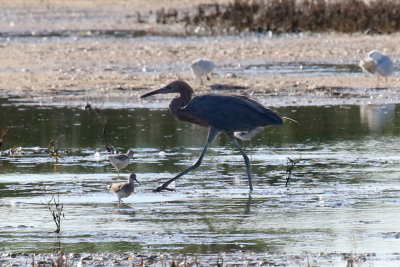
[140,87,167,98]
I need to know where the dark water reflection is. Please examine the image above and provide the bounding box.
[1,97,400,262]
[1,99,399,156]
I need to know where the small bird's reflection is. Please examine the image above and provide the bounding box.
[111,206,136,217]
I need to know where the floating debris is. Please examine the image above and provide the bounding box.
[7,146,23,157]
[93,151,101,161]
[48,136,67,163]
[83,103,92,111]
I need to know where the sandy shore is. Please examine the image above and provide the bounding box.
[0,0,231,9]
[0,1,399,106]
[1,32,400,106]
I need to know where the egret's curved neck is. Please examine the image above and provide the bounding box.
[169,89,193,116]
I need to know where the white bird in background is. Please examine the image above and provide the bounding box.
[108,173,140,207]
[108,150,134,176]
[233,127,264,154]
[359,50,394,85]
[190,58,215,84]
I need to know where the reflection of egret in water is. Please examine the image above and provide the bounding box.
[360,104,395,133]
[244,194,252,215]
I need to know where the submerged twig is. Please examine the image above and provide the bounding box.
[286,157,301,187]
[86,103,118,154]
[0,127,10,151]
[44,193,65,234]
[1,128,23,157]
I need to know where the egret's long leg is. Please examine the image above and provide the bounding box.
[154,127,219,192]
[227,133,253,191]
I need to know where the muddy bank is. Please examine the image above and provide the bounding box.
[1,32,400,107]
[1,1,400,107]
[0,250,377,266]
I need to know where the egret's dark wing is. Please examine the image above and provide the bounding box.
[111,154,129,161]
[175,107,210,127]
[184,95,283,132]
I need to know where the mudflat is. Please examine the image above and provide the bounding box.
[0,1,399,106]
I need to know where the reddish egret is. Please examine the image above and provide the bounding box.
[191,58,215,84]
[360,50,394,84]
[108,173,140,206]
[141,81,283,192]
[109,150,134,176]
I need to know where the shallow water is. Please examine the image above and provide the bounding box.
[1,97,400,264]
[224,61,361,78]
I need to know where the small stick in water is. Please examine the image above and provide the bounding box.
[286,157,301,187]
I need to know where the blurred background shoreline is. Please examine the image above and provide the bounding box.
[0,0,399,107]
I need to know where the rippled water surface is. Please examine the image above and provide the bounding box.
[1,98,400,264]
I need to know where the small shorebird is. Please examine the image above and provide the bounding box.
[234,127,264,142]
[108,173,140,206]
[108,150,134,176]
[359,50,394,85]
[234,116,298,148]
[190,58,215,84]
[233,127,264,152]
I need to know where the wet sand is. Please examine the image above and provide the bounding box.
[2,32,400,106]
[0,250,377,266]
[0,1,399,107]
